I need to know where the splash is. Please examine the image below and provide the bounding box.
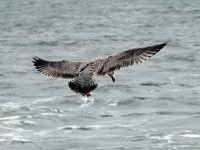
[80,96,94,108]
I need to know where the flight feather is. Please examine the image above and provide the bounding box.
[97,42,167,74]
[32,56,83,78]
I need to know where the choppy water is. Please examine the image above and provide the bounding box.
[1,0,200,149]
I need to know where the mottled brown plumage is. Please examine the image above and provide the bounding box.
[32,56,85,78]
[33,42,167,96]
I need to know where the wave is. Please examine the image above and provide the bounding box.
[180,134,200,138]
[140,82,167,87]
[0,133,31,144]
[58,125,104,131]
[36,41,58,46]
[32,97,58,104]
[0,115,37,127]
[0,102,30,112]
[58,123,138,131]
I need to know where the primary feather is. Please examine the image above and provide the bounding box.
[97,42,167,74]
[32,56,84,78]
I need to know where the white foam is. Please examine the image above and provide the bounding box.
[181,134,200,138]
[0,116,37,126]
[0,133,31,144]
[33,97,57,104]
[33,130,51,136]
[58,125,79,130]
[0,125,22,131]
[58,124,105,130]
[58,123,138,131]
[0,102,24,111]
[108,102,118,107]
[149,134,174,143]
[3,119,22,126]
[41,112,65,117]
[0,115,21,121]
[21,120,38,126]
[80,97,94,108]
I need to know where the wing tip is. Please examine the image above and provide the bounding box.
[155,42,168,49]
[157,42,168,49]
[32,56,39,64]
[32,56,48,71]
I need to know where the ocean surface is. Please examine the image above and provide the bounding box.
[0,0,200,149]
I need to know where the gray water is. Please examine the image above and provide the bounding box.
[0,0,200,149]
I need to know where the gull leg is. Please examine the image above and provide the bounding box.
[108,72,115,82]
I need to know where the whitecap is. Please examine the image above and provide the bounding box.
[0,115,37,127]
[58,125,105,131]
[181,134,200,138]
[108,102,118,107]
[20,120,38,126]
[3,119,22,126]
[0,115,21,121]
[149,134,174,143]
[0,125,31,133]
[40,112,65,117]
[32,96,58,104]
[33,130,51,136]
[58,125,80,130]
[0,102,29,112]
[0,133,31,144]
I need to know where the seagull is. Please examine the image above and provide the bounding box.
[33,42,167,97]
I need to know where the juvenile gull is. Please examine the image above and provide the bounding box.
[32,42,167,96]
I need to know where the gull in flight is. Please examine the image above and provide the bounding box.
[33,42,167,97]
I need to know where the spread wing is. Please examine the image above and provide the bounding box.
[32,56,83,78]
[98,42,167,74]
